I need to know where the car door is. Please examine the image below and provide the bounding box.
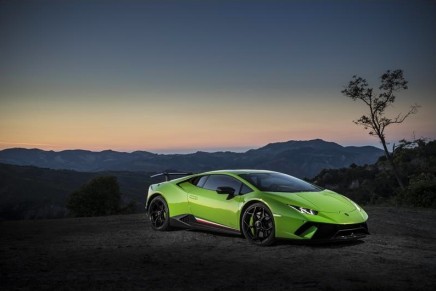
[186,174,244,230]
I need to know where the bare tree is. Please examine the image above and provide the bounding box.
[342,69,419,190]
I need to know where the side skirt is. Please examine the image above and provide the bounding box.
[170,214,241,236]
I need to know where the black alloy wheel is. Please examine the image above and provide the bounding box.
[241,203,275,246]
[148,196,170,231]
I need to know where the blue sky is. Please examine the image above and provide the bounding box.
[0,0,435,152]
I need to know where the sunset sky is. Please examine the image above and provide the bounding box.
[0,0,435,153]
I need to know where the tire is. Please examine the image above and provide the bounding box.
[148,196,170,231]
[241,203,275,246]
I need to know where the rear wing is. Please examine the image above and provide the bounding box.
[150,172,193,182]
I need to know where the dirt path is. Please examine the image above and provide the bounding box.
[1,207,436,290]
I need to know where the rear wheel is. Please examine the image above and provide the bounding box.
[148,196,170,231]
[242,203,275,246]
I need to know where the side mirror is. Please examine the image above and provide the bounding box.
[216,186,235,195]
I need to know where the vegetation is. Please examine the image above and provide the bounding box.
[66,176,140,217]
[312,139,436,208]
[67,176,123,217]
[0,163,151,220]
[342,69,419,189]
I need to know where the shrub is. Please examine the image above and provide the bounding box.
[67,176,121,217]
[398,173,436,208]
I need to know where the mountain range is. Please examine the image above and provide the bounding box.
[0,139,385,220]
[0,139,383,178]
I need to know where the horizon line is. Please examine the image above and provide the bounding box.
[0,138,385,154]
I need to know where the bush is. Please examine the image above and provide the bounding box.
[398,173,436,208]
[67,176,122,217]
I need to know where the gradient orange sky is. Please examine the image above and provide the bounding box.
[1,1,435,153]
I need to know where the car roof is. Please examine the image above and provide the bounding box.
[200,169,277,175]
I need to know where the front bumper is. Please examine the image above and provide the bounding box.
[295,222,369,240]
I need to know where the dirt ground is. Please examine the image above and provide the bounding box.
[1,206,435,290]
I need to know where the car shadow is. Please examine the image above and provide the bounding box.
[185,228,244,238]
[182,228,366,247]
[166,227,187,232]
[274,238,365,248]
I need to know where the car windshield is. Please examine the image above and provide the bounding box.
[238,172,322,193]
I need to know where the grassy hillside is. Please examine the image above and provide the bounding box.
[0,163,152,220]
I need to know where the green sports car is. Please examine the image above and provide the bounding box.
[145,170,369,245]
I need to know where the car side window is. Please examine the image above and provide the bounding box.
[198,174,251,195]
[202,175,242,194]
[240,184,253,195]
[191,176,209,188]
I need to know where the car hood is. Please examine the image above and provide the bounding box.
[263,189,356,212]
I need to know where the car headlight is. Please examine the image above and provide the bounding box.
[289,205,318,215]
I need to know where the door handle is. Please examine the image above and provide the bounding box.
[189,194,198,200]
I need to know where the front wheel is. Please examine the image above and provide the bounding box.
[148,196,170,231]
[241,203,275,246]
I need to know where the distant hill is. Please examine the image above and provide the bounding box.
[0,139,383,178]
[0,163,151,220]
